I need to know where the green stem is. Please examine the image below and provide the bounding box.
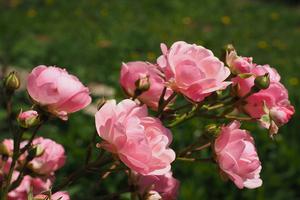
[52,155,114,193]
[157,91,177,117]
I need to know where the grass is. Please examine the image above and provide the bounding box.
[0,0,299,199]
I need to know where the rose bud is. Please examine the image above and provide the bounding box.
[95,99,175,175]
[17,110,40,128]
[214,121,262,189]
[27,65,92,120]
[4,71,20,91]
[254,73,270,90]
[157,41,231,102]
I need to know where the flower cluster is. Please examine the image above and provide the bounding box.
[0,41,295,200]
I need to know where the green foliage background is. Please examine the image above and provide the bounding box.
[0,0,299,199]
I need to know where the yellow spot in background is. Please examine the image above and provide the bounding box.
[27,8,37,18]
[147,52,156,61]
[10,0,21,8]
[257,41,268,49]
[289,77,299,86]
[96,39,112,48]
[221,16,231,25]
[270,12,280,21]
[45,0,54,6]
[100,9,108,17]
[182,17,192,25]
[74,9,83,16]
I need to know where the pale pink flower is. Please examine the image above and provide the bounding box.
[232,64,280,97]
[27,65,92,120]
[136,171,179,200]
[34,191,70,200]
[157,41,231,102]
[95,99,175,175]
[244,82,293,119]
[226,50,255,74]
[245,82,294,135]
[8,175,52,200]
[120,61,172,110]
[214,121,262,189]
[27,137,66,175]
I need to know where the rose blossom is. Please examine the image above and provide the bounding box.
[8,175,52,200]
[226,49,255,74]
[136,171,180,200]
[120,61,172,110]
[157,41,231,102]
[232,64,280,97]
[34,191,70,200]
[27,65,92,120]
[27,137,66,175]
[95,99,175,175]
[214,121,262,189]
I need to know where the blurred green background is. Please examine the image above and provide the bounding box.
[0,0,299,199]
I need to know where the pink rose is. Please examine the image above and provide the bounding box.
[157,41,231,102]
[34,191,70,200]
[27,137,66,175]
[27,65,92,120]
[95,99,175,175]
[136,171,180,200]
[232,64,280,97]
[214,121,262,189]
[226,50,254,74]
[269,106,294,126]
[17,110,39,128]
[245,82,294,119]
[120,61,172,110]
[8,175,52,200]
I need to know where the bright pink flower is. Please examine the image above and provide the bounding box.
[157,41,231,102]
[28,137,66,175]
[136,171,180,200]
[8,175,52,200]
[34,191,70,200]
[214,121,262,189]
[95,99,175,175]
[27,65,92,120]
[120,61,172,110]
[226,50,255,74]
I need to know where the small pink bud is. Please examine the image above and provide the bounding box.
[17,110,40,128]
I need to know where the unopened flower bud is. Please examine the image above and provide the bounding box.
[254,73,270,90]
[225,44,236,53]
[135,76,150,92]
[17,110,40,128]
[4,71,20,91]
[0,143,10,157]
